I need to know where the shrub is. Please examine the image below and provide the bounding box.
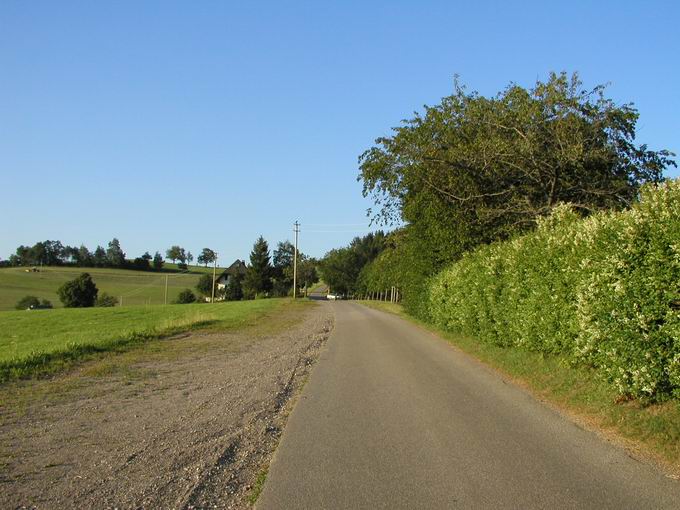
[175,289,196,304]
[426,180,680,401]
[16,296,40,310]
[196,274,215,297]
[96,292,118,307]
[57,273,98,308]
[39,299,53,309]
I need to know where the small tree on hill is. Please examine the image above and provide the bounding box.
[93,246,107,267]
[166,245,183,264]
[197,248,216,268]
[153,251,164,270]
[57,273,99,307]
[107,238,126,267]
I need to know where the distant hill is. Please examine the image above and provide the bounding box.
[0,265,225,311]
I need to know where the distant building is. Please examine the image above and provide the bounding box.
[215,259,247,291]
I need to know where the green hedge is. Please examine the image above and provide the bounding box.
[427,180,680,401]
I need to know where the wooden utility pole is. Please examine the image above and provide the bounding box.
[211,254,218,303]
[293,221,300,299]
[164,275,169,305]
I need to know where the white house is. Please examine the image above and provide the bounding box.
[215,259,247,291]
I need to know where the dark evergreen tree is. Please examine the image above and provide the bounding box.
[244,236,273,298]
[152,251,164,270]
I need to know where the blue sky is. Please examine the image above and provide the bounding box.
[1,1,678,264]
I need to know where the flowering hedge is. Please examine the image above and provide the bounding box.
[426,180,680,400]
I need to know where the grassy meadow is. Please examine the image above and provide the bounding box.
[0,298,287,382]
[0,265,225,311]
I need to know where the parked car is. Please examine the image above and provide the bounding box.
[327,293,338,300]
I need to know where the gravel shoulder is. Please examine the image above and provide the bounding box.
[0,300,333,509]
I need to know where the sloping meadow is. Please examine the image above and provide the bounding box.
[427,180,680,401]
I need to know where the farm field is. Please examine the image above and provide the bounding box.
[0,265,225,311]
[0,298,283,381]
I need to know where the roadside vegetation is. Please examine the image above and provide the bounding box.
[0,299,285,383]
[323,71,680,452]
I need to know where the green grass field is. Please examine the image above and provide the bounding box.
[0,266,225,311]
[0,298,285,382]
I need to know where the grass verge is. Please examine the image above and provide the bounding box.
[248,468,268,505]
[0,299,291,383]
[358,300,680,475]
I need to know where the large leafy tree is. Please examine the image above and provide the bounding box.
[359,72,675,250]
[244,236,273,298]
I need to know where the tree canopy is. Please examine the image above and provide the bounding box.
[357,72,676,312]
[359,72,675,248]
[197,248,217,267]
[57,273,99,308]
[319,231,386,295]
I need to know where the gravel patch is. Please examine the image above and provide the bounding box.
[0,302,334,509]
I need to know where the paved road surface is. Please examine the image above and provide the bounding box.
[257,302,680,509]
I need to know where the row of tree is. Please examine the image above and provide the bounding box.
[2,239,221,273]
[193,236,319,301]
[321,72,675,314]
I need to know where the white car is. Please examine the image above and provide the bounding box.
[326,293,339,300]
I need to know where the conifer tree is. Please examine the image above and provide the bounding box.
[244,236,272,298]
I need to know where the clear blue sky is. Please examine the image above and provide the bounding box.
[1,1,678,264]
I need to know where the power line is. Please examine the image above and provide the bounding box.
[303,229,376,233]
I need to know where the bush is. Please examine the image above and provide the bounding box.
[196,274,215,297]
[16,296,40,310]
[175,289,196,304]
[57,273,98,308]
[39,299,53,309]
[426,180,680,401]
[96,292,118,307]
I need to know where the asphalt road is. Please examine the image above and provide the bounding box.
[257,302,680,509]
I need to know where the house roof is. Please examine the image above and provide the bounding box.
[217,259,247,279]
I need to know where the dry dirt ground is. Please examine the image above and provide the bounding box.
[0,301,333,509]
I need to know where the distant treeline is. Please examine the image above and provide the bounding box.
[1,238,187,272]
